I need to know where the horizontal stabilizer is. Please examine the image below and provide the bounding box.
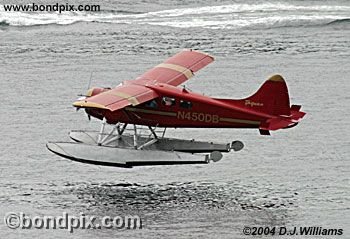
[260,113,304,132]
[291,104,302,111]
[261,118,294,131]
[290,105,306,120]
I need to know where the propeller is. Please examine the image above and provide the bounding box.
[75,72,94,121]
[87,72,93,92]
[76,72,94,99]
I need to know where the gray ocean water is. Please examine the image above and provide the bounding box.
[0,0,349,238]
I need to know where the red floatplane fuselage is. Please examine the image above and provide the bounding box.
[74,50,305,135]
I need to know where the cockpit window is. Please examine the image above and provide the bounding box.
[180,100,192,109]
[145,99,158,108]
[162,97,176,106]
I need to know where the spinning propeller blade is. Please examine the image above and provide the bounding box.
[75,72,94,121]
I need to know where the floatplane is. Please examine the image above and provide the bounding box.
[47,50,305,168]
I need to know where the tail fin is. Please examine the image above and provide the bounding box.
[244,74,290,116]
[215,74,305,135]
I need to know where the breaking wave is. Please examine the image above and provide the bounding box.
[0,19,9,26]
[0,2,349,29]
[326,18,350,25]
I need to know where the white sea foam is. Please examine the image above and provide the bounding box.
[146,3,350,17]
[1,2,349,28]
[145,15,348,29]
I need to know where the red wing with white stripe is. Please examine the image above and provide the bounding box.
[73,84,158,111]
[73,50,214,112]
[134,49,214,86]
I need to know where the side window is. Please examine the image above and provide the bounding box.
[162,97,176,106]
[180,100,192,109]
[145,99,158,108]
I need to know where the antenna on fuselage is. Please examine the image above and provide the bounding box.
[181,84,193,92]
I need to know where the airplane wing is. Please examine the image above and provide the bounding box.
[134,49,214,86]
[73,84,158,111]
[73,50,213,112]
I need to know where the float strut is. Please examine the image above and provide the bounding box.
[148,126,158,139]
[97,118,107,146]
[133,125,138,149]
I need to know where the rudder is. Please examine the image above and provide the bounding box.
[244,74,291,116]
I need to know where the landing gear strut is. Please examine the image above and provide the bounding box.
[96,119,166,150]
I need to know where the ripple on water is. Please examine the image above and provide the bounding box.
[52,181,300,214]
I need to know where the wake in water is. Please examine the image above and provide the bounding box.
[0,2,349,29]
